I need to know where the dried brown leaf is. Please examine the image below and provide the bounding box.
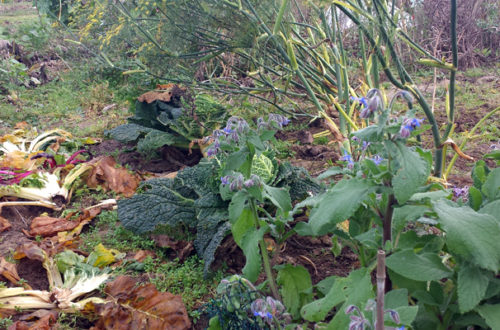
[0,257,20,285]
[13,242,45,262]
[132,250,156,262]
[8,311,56,330]
[86,157,140,197]
[137,90,173,103]
[151,235,194,261]
[91,275,191,330]
[0,215,11,233]
[28,208,100,238]
[29,216,81,237]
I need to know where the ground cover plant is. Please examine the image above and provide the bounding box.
[0,0,499,329]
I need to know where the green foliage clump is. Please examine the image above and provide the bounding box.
[106,93,227,153]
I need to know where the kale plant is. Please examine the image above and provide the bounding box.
[117,115,320,276]
[106,93,228,153]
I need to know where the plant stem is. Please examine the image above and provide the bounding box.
[376,250,386,329]
[383,194,395,245]
[382,194,395,292]
[249,199,280,300]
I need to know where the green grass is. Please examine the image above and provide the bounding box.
[79,210,226,321]
[0,68,131,137]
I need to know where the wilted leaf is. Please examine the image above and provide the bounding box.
[86,156,140,197]
[13,243,45,262]
[87,244,123,268]
[0,150,40,170]
[151,235,194,261]
[137,90,173,104]
[29,216,81,237]
[0,257,20,285]
[9,311,56,330]
[132,250,156,262]
[92,275,191,330]
[29,208,99,238]
[0,215,11,233]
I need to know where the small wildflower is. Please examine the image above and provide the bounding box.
[362,140,370,150]
[258,114,290,130]
[351,96,368,108]
[490,140,500,150]
[206,147,218,157]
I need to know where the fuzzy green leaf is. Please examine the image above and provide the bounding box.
[433,200,500,272]
[476,304,500,329]
[309,178,373,235]
[458,263,491,313]
[276,264,313,319]
[263,184,291,214]
[389,141,430,204]
[241,225,267,282]
[482,167,500,201]
[386,249,452,281]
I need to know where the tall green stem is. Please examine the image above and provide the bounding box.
[249,199,280,300]
[443,0,458,140]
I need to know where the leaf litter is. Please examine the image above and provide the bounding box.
[0,125,192,328]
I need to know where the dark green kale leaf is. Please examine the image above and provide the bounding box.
[106,94,227,153]
[273,162,324,202]
[118,178,197,234]
[118,158,230,274]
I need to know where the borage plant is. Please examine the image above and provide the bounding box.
[209,114,293,300]
[296,88,432,264]
[292,90,500,328]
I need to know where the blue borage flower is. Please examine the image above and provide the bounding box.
[250,296,286,324]
[370,155,383,165]
[351,89,383,119]
[340,150,354,169]
[400,117,424,138]
[206,115,289,157]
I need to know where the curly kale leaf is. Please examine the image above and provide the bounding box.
[105,123,154,143]
[273,162,324,202]
[118,159,230,274]
[107,94,227,153]
[118,178,197,233]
